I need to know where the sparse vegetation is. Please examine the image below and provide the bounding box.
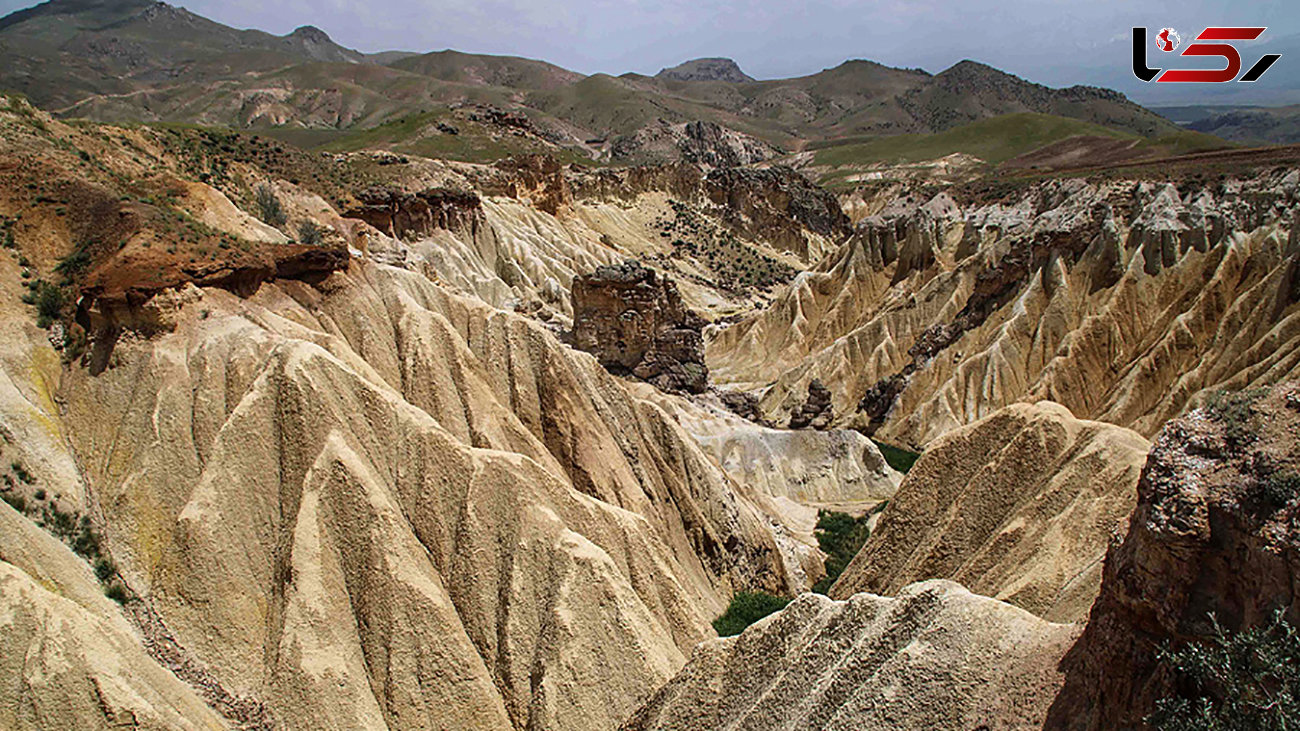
[872,440,920,474]
[1259,471,1300,509]
[24,279,66,328]
[811,510,872,594]
[713,591,792,637]
[1149,611,1300,730]
[255,184,287,227]
[105,582,128,604]
[1,492,25,513]
[656,200,795,291]
[296,219,324,246]
[10,461,35,485]
[54,245,93,282]
[1205,388,1267,449]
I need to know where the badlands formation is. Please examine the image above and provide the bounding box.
[1,88,1300,731]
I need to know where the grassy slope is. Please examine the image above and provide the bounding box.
[811,113,1135,167]
[315,109,591,165]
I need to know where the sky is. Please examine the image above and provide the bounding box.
[1,0,1296,103]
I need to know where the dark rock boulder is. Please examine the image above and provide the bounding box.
[789,379,833,430]
[570,261,708,394]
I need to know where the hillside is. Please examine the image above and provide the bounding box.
[0,0,1181,165]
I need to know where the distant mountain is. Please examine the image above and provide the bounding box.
[0,0,365,108]
[390,49,585,90]
[0,0,1181,164]
[656,58,754,83]
[1183,105,1300,145]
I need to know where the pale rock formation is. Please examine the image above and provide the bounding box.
[53,262,790,731]
[623,580,1080,731]
[0,503,226,730]
[831,401,1150,622]
[647,389,900,504]
[708,172,1300,448]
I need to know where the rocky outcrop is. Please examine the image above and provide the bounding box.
[832,401,1150,623]
[78,241,348,333]
[571,261,709,393]
[655,58,755,83]
[487,154,573,215]
[788,378,833,429]
[1048,382,1300,729]
[704,166,852,260]
[342,186,484,240]
[623,581,1080,731]
[609,121,778,168]
[709,170,1300,447]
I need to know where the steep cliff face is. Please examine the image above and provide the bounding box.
[831,401,1150,623]
[623,581,1080,731]
[1047,381,1300,729]
[708,172,1300,447]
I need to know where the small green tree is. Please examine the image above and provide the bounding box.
[1149,611,1300,730]
[255,184,286,227]
[713,592,791,637]
[31,281,65,328]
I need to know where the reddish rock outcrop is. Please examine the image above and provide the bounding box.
[488,154,572,215]
[1047,382,1300,729]
[570,261,708,394]
[343,186,483,240]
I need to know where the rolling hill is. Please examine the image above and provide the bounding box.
[0,0,1183,166]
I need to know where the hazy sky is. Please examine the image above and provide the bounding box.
[1,0,1296,100]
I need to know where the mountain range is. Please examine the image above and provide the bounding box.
[0,0,1188,167]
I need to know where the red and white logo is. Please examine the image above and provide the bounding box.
[1133,26,1281,83]
[1156,28,1181,52]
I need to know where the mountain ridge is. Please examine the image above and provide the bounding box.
[0,0,1181,164]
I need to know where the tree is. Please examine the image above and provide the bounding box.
[255,184,286,227]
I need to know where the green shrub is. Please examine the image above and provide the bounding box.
[811,510,872,594]
[872,440,921,473]
[1260,471,1300,509]
[713,592,791,637]
[104,582,128,604]
[26,280,65,328]
[55,247,92,280]
[1205,388,1267,449]
[1149,611,1300,730]
[296,220,324,246]
[255,185,286,227]
[11,461,34,485]
[1,492,25,513]
[93,557,116,582]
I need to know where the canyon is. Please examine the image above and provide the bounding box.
[1,6,1300,727]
